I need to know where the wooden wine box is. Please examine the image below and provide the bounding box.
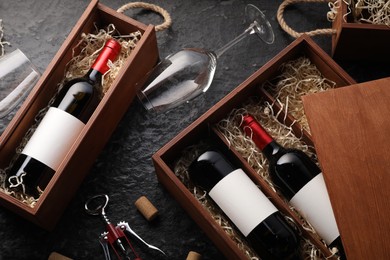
[331,1,390,61]
[152,35,356,259]
[0,0,158,230]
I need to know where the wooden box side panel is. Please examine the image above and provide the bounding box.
[331,0,346,57]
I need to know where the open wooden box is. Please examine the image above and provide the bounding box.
[152,35,356,259]
[332,1,390,61]
[0,0,158,230]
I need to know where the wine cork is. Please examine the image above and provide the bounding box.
[48,252,73,260]
[186,251,202,260]
[135,195,159,221]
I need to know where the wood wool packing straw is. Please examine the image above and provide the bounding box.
[135,195,159,221]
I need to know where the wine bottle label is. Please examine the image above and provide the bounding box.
[290,173,340,244]
[22,107,85,170]
[209,169,277,237]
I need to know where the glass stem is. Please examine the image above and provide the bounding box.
[214,22,257,59]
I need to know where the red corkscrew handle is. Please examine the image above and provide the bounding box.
[105,223,142,260]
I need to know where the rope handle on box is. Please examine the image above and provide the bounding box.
[117,2,172,31]
[277,0,338,38]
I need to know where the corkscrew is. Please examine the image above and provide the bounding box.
[85,194,166,260]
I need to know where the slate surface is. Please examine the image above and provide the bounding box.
[0,0,389,259]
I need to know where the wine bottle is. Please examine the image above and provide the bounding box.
[240,114,345,258]
[188,150,299,260]
[6,39,121,198]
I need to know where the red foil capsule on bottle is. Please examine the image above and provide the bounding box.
[92,39,122,74]
[241,115,273,151]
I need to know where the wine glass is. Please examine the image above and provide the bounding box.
[137,4,274,113]
[0,49,40,133]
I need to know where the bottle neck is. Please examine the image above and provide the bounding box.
[90,39,121,75]
[241,115,273,150]
[189,150,236,192]
[85,68,103,85]
[84,39,121,86]
[262,141,284,161]
[241,114,284,161]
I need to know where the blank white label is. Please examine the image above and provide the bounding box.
[209,169,277,237]
[22,107,85,170]
[290,173,340,244]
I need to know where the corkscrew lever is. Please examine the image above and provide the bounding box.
[117,221,166,256]
[99,236,112,260]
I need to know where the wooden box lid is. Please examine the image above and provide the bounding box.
[302,77,390,259]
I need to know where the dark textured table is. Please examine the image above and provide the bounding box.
[0,1,389,259]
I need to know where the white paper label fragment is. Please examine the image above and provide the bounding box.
[290,173,340,244]
[22,107,85,170]
[209,169,277,236]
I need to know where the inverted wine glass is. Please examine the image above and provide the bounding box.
[0,49,40,134]
[138,4,274,113]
